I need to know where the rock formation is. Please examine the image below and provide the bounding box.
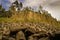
[0,22,60,40]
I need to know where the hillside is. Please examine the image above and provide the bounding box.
[0,4,60,40]
[0,4,60,27]
[0,9,60,27]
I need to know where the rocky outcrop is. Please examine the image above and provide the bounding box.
[0,22,60,40]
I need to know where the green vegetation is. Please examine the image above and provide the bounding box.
[0,1,60,27]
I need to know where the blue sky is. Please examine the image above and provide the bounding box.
[0,0,60,20]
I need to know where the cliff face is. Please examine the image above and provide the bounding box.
[0,5,60,40]
[0,10,59,26]
[0,22,60,40]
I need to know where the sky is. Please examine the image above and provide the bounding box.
[0,0,60,20]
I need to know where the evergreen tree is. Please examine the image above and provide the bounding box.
[38,5,43,14]
[23,7,31,11]
[0,4,6,17]
[12,0,23,11]
[9,5,16,15]
[0,4,2,9]
[9,5,16,11]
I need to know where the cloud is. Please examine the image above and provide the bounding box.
[49,0,60,6]
[43,0,60,20]
[43,0,60,6]
[23,0,46,7]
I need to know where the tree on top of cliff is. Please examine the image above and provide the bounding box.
[12,0,23,11]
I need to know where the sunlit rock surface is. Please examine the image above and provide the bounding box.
[0,22,60,40]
